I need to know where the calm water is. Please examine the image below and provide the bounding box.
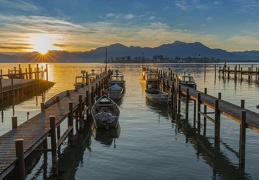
[1,63,259,180]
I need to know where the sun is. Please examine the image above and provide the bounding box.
[29,34,61,54]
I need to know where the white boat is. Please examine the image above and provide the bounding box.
[74,70,87,89]
[145,85,169,105]
[104,84,123,102]
[139,67,158,90]
[91,95,120,129]
[109,70,125,92]
[177,73,196,88]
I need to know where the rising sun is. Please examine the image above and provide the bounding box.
[29,34,61,54]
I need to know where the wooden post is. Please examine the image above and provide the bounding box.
[28,64,32,79]
[214,99,220,143]
[218,92,221,100]
[177,84,181,119]
[50,116,58,175]
[79,95,83,130]
[185,88,189,120]
[46,64,48,81]
[197,93,201,135]
[227,67,230,79]
[69,101,74,145]
[36,64,39,80]
[241,100,245,108]
[12,116,18,129]
[0,77,3,102]
[239,110,246,168]
[203,88,207,134]
[41,102,45,111]
[15,139,25,180]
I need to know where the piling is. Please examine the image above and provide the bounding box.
[239,110,246,168]
[15,139,25,180]
[50,116,58,175]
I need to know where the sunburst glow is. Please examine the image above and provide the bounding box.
[29,34,61,54]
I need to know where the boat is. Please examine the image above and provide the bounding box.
[91,95,120,129]
[104,70,125,101]
[89,69,99,82]
[139,67,158,90]
[74,70,87,89]
[177,73,196,88]
[109,70,125,91]
[145,85,169,105]
[104,84,124,102]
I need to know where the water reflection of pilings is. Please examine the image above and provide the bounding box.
[170,108,249,179]
[0,81,54,120]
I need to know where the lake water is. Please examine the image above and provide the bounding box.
[1,63,259,180]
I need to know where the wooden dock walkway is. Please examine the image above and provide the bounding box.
[157,68,259,168]
[160,72,259,132]
[0,71,111,179]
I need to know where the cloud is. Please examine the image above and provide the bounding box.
[0,0,39,12]
[174,0,187,10]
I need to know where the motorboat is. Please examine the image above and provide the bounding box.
[91,95,120,129]
[88,69,99,82]
[104,70,125,101]
[109,70,125,91]
[139,67,158,90]
[145,85,169,105]
[74,70,87,89]
[104,84,123,102]
[177,73,196,88]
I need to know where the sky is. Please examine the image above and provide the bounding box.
[1,0,259,53]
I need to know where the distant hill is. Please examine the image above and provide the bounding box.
[0,41,259,63]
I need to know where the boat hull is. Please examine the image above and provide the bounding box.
[91,95,120,129]
[145,89,169,105]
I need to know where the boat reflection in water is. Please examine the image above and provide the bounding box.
[92,123,121,148]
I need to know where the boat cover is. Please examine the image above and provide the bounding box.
[96,112,116,122]
[110,84,122,91]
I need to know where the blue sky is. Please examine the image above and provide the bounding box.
[1,0,259,53]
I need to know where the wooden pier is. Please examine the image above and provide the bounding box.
[218,64,259,81]
[157,68,259,169]
[0,64,51,105]
[0,70,112,179]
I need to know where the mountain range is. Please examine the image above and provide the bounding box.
[1,41,259,63]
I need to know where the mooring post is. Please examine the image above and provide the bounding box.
[214,99,220,143]
[203,88,207,134]
[79,95,83,130]
[227,67,230,79]
[218,92,221,100]
[49,116,58,175]
[69,101,74,145]
[0,77,3,102]
[197,93,201,135]
[41,102,45,111]
[241,100,245,108]
[193,98,196,127]
[15,139,25,180]
[240,67,243,80]
[12,116,17,129]
[185,88,189,120]
[36,64,39,80]
[177,84,181,120]
[28,64,32,79]
[239,110,247,168]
